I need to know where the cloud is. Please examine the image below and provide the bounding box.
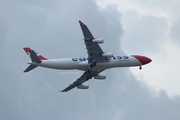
[170,17,180,45]
[121,10,168,53]
[0,0,180,120]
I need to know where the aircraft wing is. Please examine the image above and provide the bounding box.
[79,21,109,63]
[61,70,102,92]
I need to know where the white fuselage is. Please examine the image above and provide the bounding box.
[28,55,141,71]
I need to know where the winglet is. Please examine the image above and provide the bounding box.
[79,20,84,25]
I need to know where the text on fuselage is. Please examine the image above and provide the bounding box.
[72,56,129,61]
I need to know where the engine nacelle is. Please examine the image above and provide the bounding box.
[102,52,113,57]
[94,74,106,80]
[77,84,89,89]
[92,38,104,44]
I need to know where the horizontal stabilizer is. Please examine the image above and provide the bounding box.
[24,64,37,72]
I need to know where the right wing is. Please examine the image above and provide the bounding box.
[79,21,109,63]
[61,70,103,92]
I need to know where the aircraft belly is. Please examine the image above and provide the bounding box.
[58,60,79,69]
[78,61,88,70]
[35,59,79,70]
[94,61,115,70]
[78,61,115,71]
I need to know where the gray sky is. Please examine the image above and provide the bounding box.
[96,0,180,97]
[0,0,180,120]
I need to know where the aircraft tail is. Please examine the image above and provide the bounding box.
[23,47,48,72]
[23,47,48,60]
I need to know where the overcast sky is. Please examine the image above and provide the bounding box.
[0,0,180,120]
[96,0,180,97]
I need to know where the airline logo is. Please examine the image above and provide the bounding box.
[72,56,129,62]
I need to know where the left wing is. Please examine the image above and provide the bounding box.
[79,21,109,63]
[61,70,102,92]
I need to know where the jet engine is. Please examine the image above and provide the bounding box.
[92,38,104,44]
[77,84,89,89]
[94,74,106,80]
[102,52,113,57]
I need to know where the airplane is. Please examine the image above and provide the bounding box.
[23,20,152,92]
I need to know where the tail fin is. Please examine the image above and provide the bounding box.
[23,47,47,72]
[29,50,42,63]
[23,47,48,60]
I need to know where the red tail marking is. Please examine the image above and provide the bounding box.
[39,55,47,60]
[23,47,31,55]
[23,47,48,60]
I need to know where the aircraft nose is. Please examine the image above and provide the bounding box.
[132,55,152,65]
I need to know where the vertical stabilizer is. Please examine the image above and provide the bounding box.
[29,50,41,63]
